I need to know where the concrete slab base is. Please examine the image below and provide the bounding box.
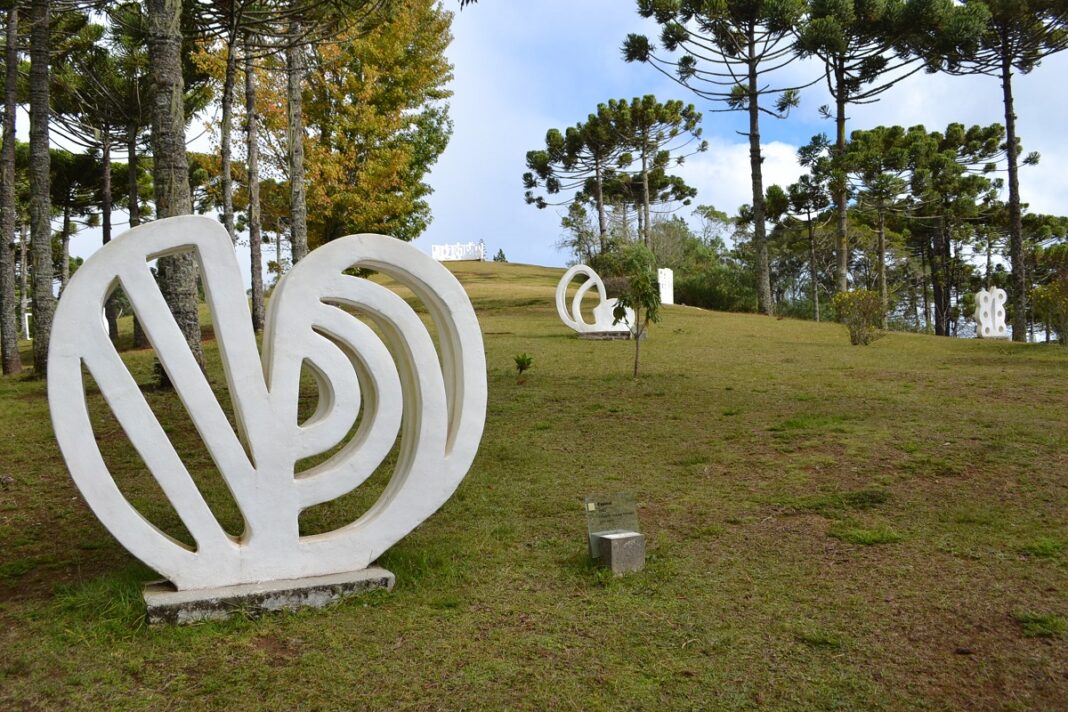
[578,331,632,341]
[592,531,645,575]
[144,567,395,625]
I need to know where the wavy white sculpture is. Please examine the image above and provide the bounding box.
[48,216,487,592]
[555,265,633,335]
[973,286,1009,339]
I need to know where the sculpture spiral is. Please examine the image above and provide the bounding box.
[48,216,487,590]
[555,264,633,335]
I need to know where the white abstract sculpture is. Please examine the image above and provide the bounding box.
[432,240,485,262]
[973,286,1009,339]
[657,268,674,305]
[48,216,487,591]
[555,264,633,335]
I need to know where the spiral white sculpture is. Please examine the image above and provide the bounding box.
[555,265,633,335]
[973,286,1008,339]
[48,216,486,591]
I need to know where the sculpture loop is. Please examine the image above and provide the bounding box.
[973,286,1008,339]
[48,216,487,590]
[555,265,633,335]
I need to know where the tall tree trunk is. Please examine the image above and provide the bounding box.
[920,241,931,333]
[18,225,28,338]
[833,57,849,294]
[877,209,887,328]
[0,3,20,374]
[29,0,53,375]
[747,29,772,315]
[640,143,651,247]
[127,123,141,228]
[808,215,819,322]
[286,18,308,263]
[930,228,947,336]
[220,35,237,242]
[245,43,264,333]
[59,206,71,292]
[147,0,204,366]
[1000,46,1026,342]
[128,122,149,349]
[594,159,608,254]
[102,135,120,340]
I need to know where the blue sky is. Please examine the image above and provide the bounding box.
[413,0,1068,268]
[63,0,1068,281]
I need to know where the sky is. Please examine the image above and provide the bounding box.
[63,0,1068,281]
[414,0,1068,269]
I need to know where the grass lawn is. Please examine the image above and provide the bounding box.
[1,260,1066,710]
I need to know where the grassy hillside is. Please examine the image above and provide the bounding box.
[1,260,1066,710]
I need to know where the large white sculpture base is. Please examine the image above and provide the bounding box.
[657,268,674,305]
[556,265,633,336]
[973,286,1008,339]
[144,567,395,625]
[48,216,487,596]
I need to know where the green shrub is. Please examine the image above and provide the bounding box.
[513,353,533,380]
[1031,278,1068,345]
[831,290,884,345]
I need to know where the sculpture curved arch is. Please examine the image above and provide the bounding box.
[48,216,487,590]
[555,264,633,335]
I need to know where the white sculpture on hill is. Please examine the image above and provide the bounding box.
[48,216,487,592]
[973,286,1009,339]
[556,264,633,335]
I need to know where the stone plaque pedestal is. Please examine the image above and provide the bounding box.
[144,567,395,625]
[591,531,645,575]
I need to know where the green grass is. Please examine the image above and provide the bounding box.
[1013,612,1066,638]
[2,260,1068,710]
[828,526,903,546]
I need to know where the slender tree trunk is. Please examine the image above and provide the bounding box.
[0,3,20,374]
[594,159,608,254]
[1000,47,1026,342]
[60,206,71,292]
[833,58,849,294]
[147,0,204,366]
[808,216,819,322]
[633,311,641,378]
[18,225,28,338]
[245,43,264,333]
[127,124,141,228]
[221,35,237,242]
[877,209,887,328]
[920,241,931,332]
[128,122,149,349]
[29,0,53,375]
[287,18,308,263]
[640,144,651,247]
[102,136,120,340]
[930,228,947,336]
[747,29,772,315]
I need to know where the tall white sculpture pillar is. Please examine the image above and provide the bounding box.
[973,286,1008,339]
[657,268,674,305]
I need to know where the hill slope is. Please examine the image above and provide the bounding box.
[1,261,1066,710]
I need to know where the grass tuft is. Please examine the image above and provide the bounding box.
[1014,612,1066,638]
[1019,538,1064,559]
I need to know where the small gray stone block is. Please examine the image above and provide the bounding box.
[593,531,645,575]
[143,567,395,625]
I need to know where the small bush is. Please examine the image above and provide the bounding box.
[831,290,884,345]
[513,353,533,379]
